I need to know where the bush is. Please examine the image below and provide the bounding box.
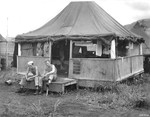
[115,83,148,109]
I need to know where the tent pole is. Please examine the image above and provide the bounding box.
[49,41,52,62]
[70,40,72,59]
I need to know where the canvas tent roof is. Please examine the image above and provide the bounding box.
[16,1,143,43]
[0,34,6,42]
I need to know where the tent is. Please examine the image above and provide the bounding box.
[15,1,144,87]
[16,1,142,42]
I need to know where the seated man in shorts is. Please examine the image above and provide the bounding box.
[42,60,57,95]
[43,60,57,84]
[16,61,42,94]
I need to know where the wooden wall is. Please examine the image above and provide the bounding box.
[69,58,115,82]
[0,42,7,55]
[0,42,14,56]
[69,56,143,87]
[131,55,143,73]
[127,43,140,56]
[17,56,49,75]
[115,55,143,81]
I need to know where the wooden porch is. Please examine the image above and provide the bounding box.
[17,55,143,88]
[69,55,143,87]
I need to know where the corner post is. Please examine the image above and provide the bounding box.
[140,43,142,55]
[18,43,21,56]
[70,40,73,59]
[111,39,116,59]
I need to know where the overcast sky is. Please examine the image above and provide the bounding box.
[0,0,150,38]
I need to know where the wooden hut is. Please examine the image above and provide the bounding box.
[0,34,7,70]
[15,1,144,87]
[0,34,7,56]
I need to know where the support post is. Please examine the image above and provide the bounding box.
[70,40,73,59]
[17,43,21,73]
[140,43,142,55]
[18,43,21,56]
[111,40,116,59]
[49,41,52,62]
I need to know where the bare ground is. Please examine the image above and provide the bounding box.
[0,68,150,117]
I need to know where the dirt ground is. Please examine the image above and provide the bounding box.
[0,68,150,117]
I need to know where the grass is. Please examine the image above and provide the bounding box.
[0,68,150,116]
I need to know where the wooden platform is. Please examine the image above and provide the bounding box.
[20,76,77,94]
[43,78,77,94]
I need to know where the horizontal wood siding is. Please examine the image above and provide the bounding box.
[69,58,115,82]
[17,56,49,74]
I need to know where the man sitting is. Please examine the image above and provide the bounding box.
[16,61,42,95]
[42,60,57,95]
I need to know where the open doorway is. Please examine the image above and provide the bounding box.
[51,40,70,77]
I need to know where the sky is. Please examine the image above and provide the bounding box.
[0,0,150,38]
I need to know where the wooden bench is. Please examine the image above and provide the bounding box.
[17,72,77,94]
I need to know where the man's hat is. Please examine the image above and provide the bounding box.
[28,61,33,65]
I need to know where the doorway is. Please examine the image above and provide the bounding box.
[51,40,70,77]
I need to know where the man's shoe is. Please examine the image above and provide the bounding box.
[16,88,25,93]
[39,90,43,95]
[34,89,39,95]
[38,87,43,95]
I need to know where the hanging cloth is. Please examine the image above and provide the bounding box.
[44,42,49,57]
[36,43,43,56]
[96,40,102,56]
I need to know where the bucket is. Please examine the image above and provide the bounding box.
[1,58,6,70]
